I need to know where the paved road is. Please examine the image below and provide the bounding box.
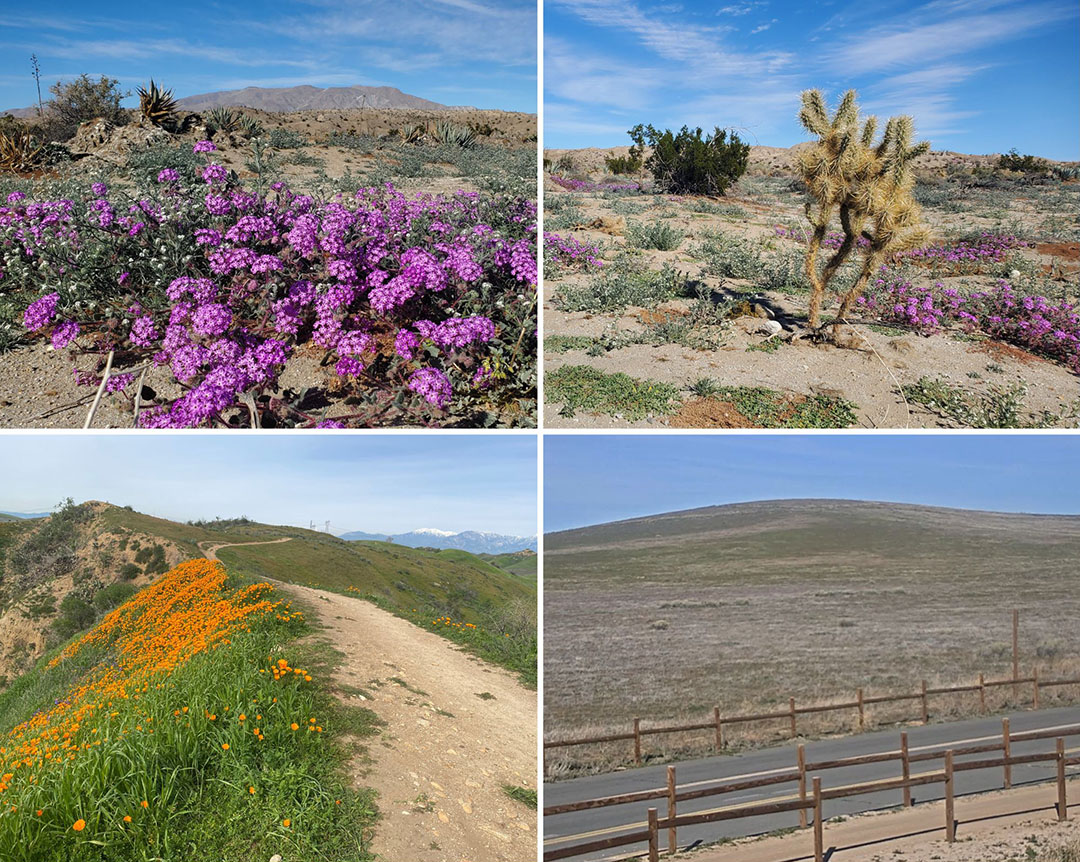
[544,706,1080,860]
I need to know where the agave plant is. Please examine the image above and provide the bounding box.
[431,121,476,149]
[206,106,240,134]
[403,124,426,144]
[137,80,179,128]
[0,130,44,173]
[236,114,264,139]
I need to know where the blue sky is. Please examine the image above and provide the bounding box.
[545,434,1080,531]
[0,0,536,113]
[0,434,537,536]
[545,0,1079,160]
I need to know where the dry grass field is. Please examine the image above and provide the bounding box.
[543,145,1080,429]
[543,500,1080,776]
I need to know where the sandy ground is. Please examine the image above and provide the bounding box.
[680,779,1080,862]
[272,581,537,862]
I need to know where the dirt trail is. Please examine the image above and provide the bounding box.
[271,581,537,862]
[683,779,1080,862]
[199,537,293,560]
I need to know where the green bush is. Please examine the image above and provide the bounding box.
[998,149,1049,173]
[626,220,682,251]
[92,582,137,611]
[45,74,130,141]
[605,152,642,175]
[267,128,306,149]
[54,595,95,638]
[628,124,749,195]
[119,563,141,580]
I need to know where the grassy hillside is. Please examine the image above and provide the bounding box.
[545,499,1080,766]
[0,560,379,861]
[480,552,538,578]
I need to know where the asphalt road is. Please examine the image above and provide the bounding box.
[544,705,1080,860]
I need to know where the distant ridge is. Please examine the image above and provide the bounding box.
[340,528,537,554]
[176,84,457,112]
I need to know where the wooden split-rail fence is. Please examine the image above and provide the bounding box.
[543,720,1080,861]
[544,668,1080,766]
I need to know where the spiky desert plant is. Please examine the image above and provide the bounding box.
[236,113,264,139]
[0,129,44,173]
[206,106,240,134]
[797,89,930,332]
[403,124,426,144]
[431,121,477,148]
[137,79,178,128]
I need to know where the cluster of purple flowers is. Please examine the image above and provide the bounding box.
[544,232,604,269]
[897,232,1030,273]
[6,141,536,427]
[549,175,641,193]
[859,272,1080,371]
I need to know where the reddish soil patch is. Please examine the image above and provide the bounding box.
[638,307,689,325]
[1037,241,1080,261]
[970,340,1046,366]
[670,397,756,428]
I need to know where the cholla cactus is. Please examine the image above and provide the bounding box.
[797,89,930,332]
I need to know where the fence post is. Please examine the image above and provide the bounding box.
[1003,718,1012,788]
[979,672,986,713]
[790,697,798,738]
[1034,667,1040,709]
[813,777,824,862]
[900,731,912,807]
[666,765,677,854]
[1058,737,1068,822]
[647,807,659,862]
[714,706,723,751]
[634,717,642,765]
[945,750,955,843]
[798,744,808,828]
[857,687,865,730]
[921,680,929,723]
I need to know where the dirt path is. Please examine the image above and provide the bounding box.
[272,581,537,862]
[682,779,1080,862]
[199,537,293,560]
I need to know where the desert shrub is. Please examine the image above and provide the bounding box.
[759,247,815,293]
[544,201,584,230]
[626,220,682,251]
[125,142,202,184]
[7,500,93,582]
[998,149,1049,173]
[326,131,377,152]
[553,255,692,312]
[267,128,306,149]
[605,152,642,175]
[551,153,576,174]
[628,124,749,195]
[901,377,1067,428]
[25,593,57,619]
[92,582,137,611]
[46,74,130,141]
[694,230,763,279]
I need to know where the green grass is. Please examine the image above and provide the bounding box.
[501,785,537,809]
[547,365,681,420]
[479,552,537,578]
[544,335,595,354]
[0,571,380,862]
[705,385,857,429]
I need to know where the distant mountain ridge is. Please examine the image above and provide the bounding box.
[340,528,537,554]
[176,85,457,112]
[0,510,50,520]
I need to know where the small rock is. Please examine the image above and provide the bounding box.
[438,811,450,823]
[270,855,283,862]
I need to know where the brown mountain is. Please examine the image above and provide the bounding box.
[175,84,457,112]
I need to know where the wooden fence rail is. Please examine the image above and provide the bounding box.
[544,726,1080,861]
[544,669,1080,765]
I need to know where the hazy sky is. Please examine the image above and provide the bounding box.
[0,0,537,113]
[545,0,1079,159]
[545,434,1080,531]
[0,434,538,536]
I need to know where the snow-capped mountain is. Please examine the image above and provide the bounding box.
[338,528,537,554]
